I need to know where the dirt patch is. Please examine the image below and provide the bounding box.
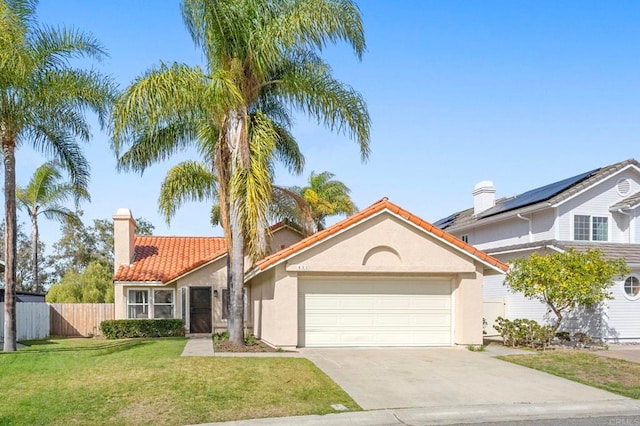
[214,339,280,353]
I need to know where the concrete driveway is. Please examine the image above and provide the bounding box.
[301,347,626,410]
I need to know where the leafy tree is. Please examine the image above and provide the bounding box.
[504,249,630,331]
[0,0,115,351]
[17,162,89,292]
[0,220,50,291]
[112,0,369,345]
[49,215,154,278]
[271,171,356,233]
[46,261,114,303]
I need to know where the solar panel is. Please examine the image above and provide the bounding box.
[478,168,599,219]
[433,212,459,228]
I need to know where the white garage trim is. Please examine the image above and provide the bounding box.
[298,276,454,347]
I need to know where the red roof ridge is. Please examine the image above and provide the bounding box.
[254,198,508,272]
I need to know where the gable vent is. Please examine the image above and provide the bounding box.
[617,178,631,196]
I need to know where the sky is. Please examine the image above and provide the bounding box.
[20,1,640,252]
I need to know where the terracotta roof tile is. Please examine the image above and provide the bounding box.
[254,198,508,273]
[114,236,227,283]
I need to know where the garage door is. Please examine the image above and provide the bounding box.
[298,277,452,347]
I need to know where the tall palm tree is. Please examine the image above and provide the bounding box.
[112,0,370,345]
[0,0,114,351]
[17,162,89,292]
[272,171,357,233]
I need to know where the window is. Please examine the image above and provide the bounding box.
[574,215,608,241]
[222,288,248,321]
[127,289,175,319]
[154,290,174,318]
[460,234,469,243]
[128,290,149,319]
[624,276,640,300]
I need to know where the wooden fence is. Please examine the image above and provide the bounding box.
[0,302,50,341]
[49,303,114,337]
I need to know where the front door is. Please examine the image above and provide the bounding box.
[189,287,212,333]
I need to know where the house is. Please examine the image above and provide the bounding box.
[0,289,46,303]
[113,198,507,348]
[434,158,640,341]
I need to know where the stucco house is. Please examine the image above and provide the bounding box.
[113,198,507,348]
[435,158,640,342]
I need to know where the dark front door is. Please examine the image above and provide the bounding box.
[189,287,212,333]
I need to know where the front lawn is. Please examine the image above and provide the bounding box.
[0,338,359,425]
[499,351,640,399]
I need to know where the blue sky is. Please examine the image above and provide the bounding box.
[22,1,640,250]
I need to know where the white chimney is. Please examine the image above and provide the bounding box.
[473,181,496,215]
[113,208,136,273]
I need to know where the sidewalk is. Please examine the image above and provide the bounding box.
[181,338,302,357]
[195,400,640,426]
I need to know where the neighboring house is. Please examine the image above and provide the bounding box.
[435,158,640,342]
[113,198,507,348]
[0,289,46,303]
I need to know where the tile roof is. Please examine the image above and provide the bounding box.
[436,159,640,231]
[253,198,508,273]
[486,239,640,265]
[114,236,227,283]
[610,191,640,211]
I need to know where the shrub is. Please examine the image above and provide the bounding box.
[494,317,555,350]
[100,319,184,339]
[467,344,486,352]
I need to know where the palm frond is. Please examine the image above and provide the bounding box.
[158,160,218,224]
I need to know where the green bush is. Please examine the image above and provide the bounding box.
[100,319,184,339]
[494,317,555,350]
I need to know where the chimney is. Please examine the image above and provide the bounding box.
[473,181,496,215]
[113,208,136,273]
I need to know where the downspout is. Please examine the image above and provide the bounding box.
[517,214,533,243]
[617,208,632,244]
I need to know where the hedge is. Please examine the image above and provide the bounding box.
[100,319,185,339]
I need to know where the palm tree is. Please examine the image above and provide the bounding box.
[112,0,370,345]
[0,0,114,351]
[272,171,357,233]
[17,162,89,292]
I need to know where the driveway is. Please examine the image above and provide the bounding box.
[301,347,626,410]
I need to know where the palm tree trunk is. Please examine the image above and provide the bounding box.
[30,213,39,293]
[3,139,17,352]
[225,110,247,346]
[228,198,245,345]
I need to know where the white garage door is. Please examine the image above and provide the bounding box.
[298,277,452,347]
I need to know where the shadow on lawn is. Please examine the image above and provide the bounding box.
[6,339,148,354]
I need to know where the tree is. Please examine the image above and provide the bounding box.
[0,0,114,351]
[112,0,370,345]
[0,220,51,291]
[49,215,154,279]
[46,261,114,303]
[271,171,356,233]
[17,162,89,292]
[504,249,630,331]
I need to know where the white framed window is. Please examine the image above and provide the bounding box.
[154,289,175,318]
[128,289,149,319]
[623,276,640,301]
[573,215,608,241]
[460,234,469,243]
[127,288,175,319]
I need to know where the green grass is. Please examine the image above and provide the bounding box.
[499,351,640,399]
[0,338,359,425]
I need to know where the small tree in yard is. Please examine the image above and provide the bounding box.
[504,248,629,332]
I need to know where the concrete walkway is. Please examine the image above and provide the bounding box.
[181,337,214,356]
[196,400,640,425]
[181,338,302,357]
[594,344,640,364]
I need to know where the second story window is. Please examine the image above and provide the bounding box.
[574,215,608,241]
[461,234,469,243]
